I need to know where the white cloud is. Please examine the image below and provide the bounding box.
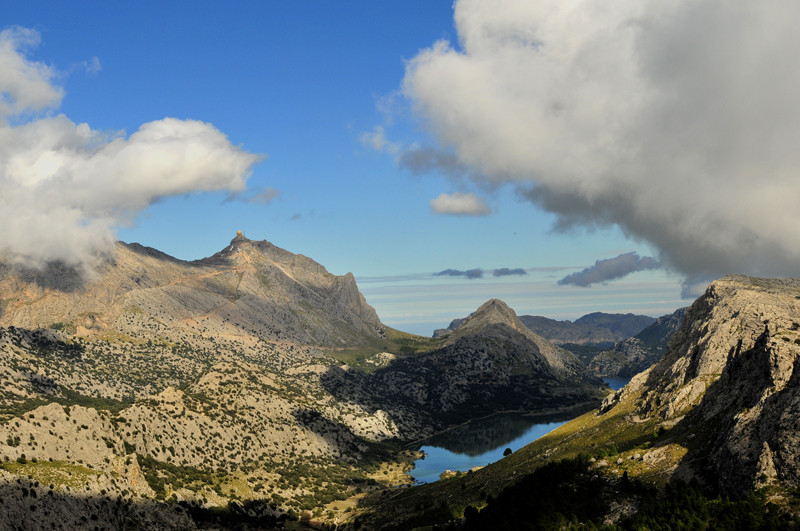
[0,27,63,119]
[81,56,102,74]
[0,28,262,273]
[430,192,490,216]
[403,0,800,286]
[359,125,399,154]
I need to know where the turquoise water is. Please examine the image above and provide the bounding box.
[411,415,570,483]
[410,377,632,483]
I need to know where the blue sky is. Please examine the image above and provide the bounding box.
[16,1,793,335]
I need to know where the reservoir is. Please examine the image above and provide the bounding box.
[603,377,630,391]
[410,377,630,483]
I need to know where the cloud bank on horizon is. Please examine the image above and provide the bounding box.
[402,0,800,295]
[435,268,484,280]
[0,27,261,273]
[435,267,528,280]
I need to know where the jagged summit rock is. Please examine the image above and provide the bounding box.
[0,233,383,346]
[450,299,521,334]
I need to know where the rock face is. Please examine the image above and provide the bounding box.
[589,308,687,378]
[602,275,800,495]
[0,234,384,346]
[449,300,596,383]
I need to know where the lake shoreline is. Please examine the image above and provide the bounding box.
[404,399,603,450]
[406,377,631,484]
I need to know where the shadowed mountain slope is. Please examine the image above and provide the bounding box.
[589,307,688,377]
[435,310,655,347]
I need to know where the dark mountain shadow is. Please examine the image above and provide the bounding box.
[18,370,60,396]
[0,477,292,530]
[1,326,84,359]
[1,260,86,293]
[1,326,83,399]
[291,407,399,463]
[321,326,605,441]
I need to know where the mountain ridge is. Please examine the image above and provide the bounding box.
[0,233,383,347]
[589,307,687,377]
[0,235,615,528]
[448,299,594,382]
[322,298,605,428]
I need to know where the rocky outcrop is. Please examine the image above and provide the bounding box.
[448,300,595,382]
[602,276,800,495]
[589,308,686,377]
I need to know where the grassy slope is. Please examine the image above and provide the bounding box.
[324,327,446,371]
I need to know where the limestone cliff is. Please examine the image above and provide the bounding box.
[601,275,800,495]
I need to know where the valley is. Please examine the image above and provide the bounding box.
[3,2,798,528]
[358,276,800,529]
[1,236,798,529]
[0,235,606,528]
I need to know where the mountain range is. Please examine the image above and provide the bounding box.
[0,234,606,528]
[3,234,799,529]
[589,307,687,378]
[435,310,655,346]
[0,232,383,347]
[437,305,677,377]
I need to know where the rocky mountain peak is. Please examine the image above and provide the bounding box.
[0,234,384,346]
[446,299,601,385]
[457,298,521,332]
